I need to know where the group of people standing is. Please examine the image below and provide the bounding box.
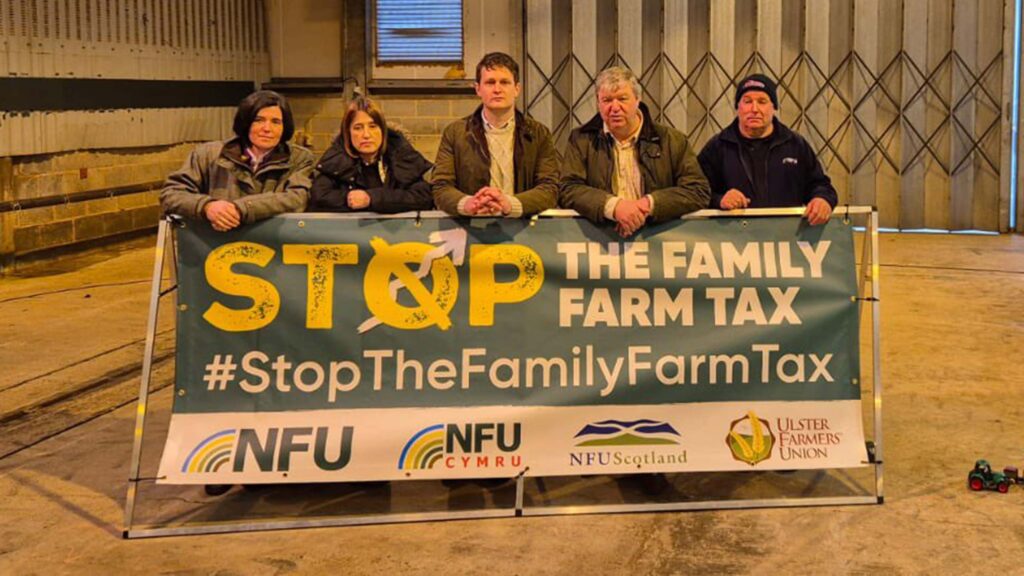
[160,52,838,234]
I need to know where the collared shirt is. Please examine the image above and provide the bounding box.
[484,112,516,195]
[601,113,653,220]
[246,146,269,171]
[457,110,524,218]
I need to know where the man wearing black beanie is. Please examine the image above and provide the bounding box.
[697,73,837,225]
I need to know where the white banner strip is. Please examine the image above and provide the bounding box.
[158,401,868,484]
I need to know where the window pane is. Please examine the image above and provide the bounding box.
[376,0,463,63]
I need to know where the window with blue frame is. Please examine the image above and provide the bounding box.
[375,0,464,64]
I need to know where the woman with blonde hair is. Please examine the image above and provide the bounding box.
[309,96,433,212]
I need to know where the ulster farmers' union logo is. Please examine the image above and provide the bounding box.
[726,411,775,465]
[573,419,681,446]
[181,429,237,473]
[398,422,522,471]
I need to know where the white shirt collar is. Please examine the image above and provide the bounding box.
[482,110,516,132]
[246,146,269,169]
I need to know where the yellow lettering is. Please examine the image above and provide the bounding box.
[469,245,544,326]
[282,244,359,329]
[364,237,458,330]
[203,242,279,332]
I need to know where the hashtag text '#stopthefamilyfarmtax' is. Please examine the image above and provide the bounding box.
[200,342,837,403]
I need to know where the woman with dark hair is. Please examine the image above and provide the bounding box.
[160,90,314,231]
[308,96,433,213]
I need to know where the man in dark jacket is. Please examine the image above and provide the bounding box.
[698,73,837,225]
[432,52,559,218]
[559,66,710,237]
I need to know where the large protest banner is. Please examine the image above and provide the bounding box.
[157,214,867,484]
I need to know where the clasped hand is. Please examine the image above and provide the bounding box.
[613,197,651,237]
[465,187,511,216]
[204,200,241,232]
[347,189,371,210]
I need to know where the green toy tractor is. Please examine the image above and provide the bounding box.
[968,459,1011,493]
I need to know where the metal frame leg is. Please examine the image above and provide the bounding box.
[869,209,885,502]
[123,219,172,537]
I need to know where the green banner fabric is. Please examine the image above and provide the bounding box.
[157,214,866,483]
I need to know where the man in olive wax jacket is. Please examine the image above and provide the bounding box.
[559,66,709,237]
[432,52,560,218]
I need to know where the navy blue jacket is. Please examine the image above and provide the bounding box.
[697,118,838,210]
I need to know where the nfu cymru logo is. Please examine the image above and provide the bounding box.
[181,426,354,474]
[726,411,775,465]
[398,423,522,471]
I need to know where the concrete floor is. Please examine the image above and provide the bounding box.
[1,230,1023,575]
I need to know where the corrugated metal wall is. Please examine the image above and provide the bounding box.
[524,0,1017,232]
[0,0,270,157]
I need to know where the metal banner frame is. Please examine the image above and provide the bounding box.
[122,207,883,539]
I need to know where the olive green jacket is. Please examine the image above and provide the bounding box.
[559,103,710,223]
[160,137,314,223]
[432,106,560,217]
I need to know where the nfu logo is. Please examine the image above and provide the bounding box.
[182,426,354,474]
[398,423,522,471]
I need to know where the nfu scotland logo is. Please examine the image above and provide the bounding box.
[181,426,353,474]
[573,419,681,446]
[569,419,687,469]
[726,411,775,465]
[398,422,522,471]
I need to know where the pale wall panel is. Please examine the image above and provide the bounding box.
[974,0,1004,231]
[1,0,269,156]
[0,108,235,157]
[0,0,269,81]
[266,0,340,79]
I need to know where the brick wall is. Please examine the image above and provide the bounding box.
[292,95,480,163]
[0,94,479,271]
[5,145,193,259]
